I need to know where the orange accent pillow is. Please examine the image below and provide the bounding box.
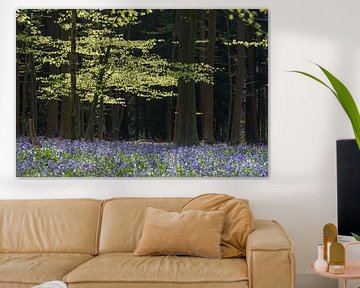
[134,207,225,258]
[181,194,254,258]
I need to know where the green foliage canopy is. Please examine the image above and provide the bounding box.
[16,9,215,107]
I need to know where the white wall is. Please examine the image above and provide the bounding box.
[1,0,360,287]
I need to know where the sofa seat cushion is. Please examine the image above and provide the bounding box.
[64,253,248,285]
[0,253,93,285]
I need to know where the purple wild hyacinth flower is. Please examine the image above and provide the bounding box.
[16,137,268,177]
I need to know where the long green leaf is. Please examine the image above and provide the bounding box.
[316,64,360,150]
[290,64,360,150]
[353,127,360,149]
[289,70,338,99]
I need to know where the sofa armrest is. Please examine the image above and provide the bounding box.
[246,220,295,288]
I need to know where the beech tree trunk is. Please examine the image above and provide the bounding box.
[60,23,72,139]
[174,10,199,146]
[98,96,104,140]
[166,10,178,142]
[112,104,120,140]
[225,13,234,142]
[126,95,139,140]
[60,96,72,138]
[198,10,206,140]
[21,66,29,136]
[229,15,246,145]
[257,45,268,143]
[47,100,58,137]
[165,98,173,142]
[200,10,216,144]
[245,26,259,143]
[85,45,111,140]
[30,53,37,134]
[70,9,80,140]
[80,105,85,137]
[46,11,60,137]
[16,67,20,136]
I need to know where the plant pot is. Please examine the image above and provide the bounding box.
[337,139,360,237]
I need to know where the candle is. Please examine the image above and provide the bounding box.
[328,264,345,275]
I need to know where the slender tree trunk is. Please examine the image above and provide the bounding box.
[122,104,129,140]
[119,106,124,134]
[111,91,126,140]
[126,95,137,141]
[225,13,234,142]
[70,9,80,140]
[135,96,140,140]
[60,22,72,139]
[85,45,111,140]
[165,97,173,142]
[47,53,60,138]
[112,104,120,140]
[16,67,20,136]
[118,103,126,139]
[30,53,37,134]
[80,105,85,138]
[60,96,72,138]
[16,20,21,137]
[21,69,28,136]
[104,105,113,140]
[174,10,199,146]
[198,10,206,140]
[28,119,40,147]
[245,26,259,143]
[144,100,150,139]
[166,10,178,142]
[46,11,60,137]
[98,96,104,140]
[257,46,267,143]
[229,15,246,145]
[200,10,216,144]
[47,101,58,137]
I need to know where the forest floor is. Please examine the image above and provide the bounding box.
[16,137,268,177]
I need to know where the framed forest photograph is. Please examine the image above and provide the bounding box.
[16,9,269,177]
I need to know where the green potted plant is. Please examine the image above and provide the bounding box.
[291,63,360,241]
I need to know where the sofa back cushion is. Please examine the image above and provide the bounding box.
[99,198,189,253]
[0,199,102,254]
[181,194,254,258]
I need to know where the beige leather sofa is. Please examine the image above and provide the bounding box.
[0,198,295,288]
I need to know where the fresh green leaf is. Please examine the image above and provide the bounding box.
[290,63,360,150]
[351,232,360,241]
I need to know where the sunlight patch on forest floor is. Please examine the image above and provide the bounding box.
[16,137,268,177]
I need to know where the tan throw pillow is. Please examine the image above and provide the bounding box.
[134,207,225,258]
[181,193,254,258]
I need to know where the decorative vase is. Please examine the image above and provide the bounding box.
[314,244,328,272]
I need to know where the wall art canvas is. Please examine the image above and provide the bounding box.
[16,9,268,177]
